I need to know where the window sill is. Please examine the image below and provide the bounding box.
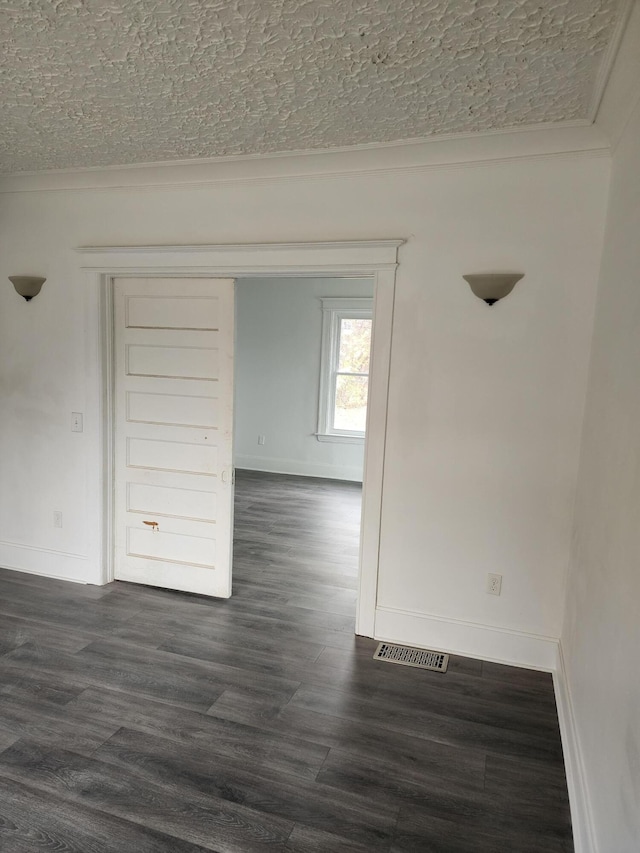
[315,432,365,445]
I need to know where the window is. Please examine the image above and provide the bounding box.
[317,297,373,443]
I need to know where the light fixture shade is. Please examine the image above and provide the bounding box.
[8,276,46,301]
[462,273,524,306]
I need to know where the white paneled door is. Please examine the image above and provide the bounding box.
[113,277,235,596]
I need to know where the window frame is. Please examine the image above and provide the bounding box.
[317,297,373,444]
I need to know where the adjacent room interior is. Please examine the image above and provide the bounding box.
[233,275,374,615]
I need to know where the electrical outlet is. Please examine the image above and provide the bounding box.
[487,573,502,596]
[53,511,63,528]
[71,412,84,433]
[258,435,266,446]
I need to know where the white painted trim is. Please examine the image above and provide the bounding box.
[99,278,116,591]
[79,241,402,638]
[0,539,88,560]
[1,118,593,179]
[587,0,636,123]
[553,643,597,853]
[317,297,372,443]
[79,240,402,257]
[374,606,559,671]
[0,124,610,194]
[77,241,402,272]
[593,0,640,153]
[0,541,92,585]
[235,457,363,483]
[318,297,374,311]
[357,267,396,638]
[315,433,364,445]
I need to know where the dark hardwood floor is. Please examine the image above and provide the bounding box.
[0,469,573,852]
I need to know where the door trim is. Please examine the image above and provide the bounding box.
[78,240,404,637]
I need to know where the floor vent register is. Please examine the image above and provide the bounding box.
[373,642,449,673]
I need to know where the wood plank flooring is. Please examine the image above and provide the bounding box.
[0,469,573,852]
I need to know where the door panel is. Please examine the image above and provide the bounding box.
[114,277,234,597]
[127,527,216,568]
[127,483,216,522]
[126,392,218,430]
[126,437,218,475]
[127,343,220,380]
[126,295,220,329]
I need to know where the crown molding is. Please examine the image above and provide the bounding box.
[0,117,591,179]
[588,0,636,123]
[594,0,640,152]
[0,122,610,195]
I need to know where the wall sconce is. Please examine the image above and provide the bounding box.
[8,276,47,302]
[462,273,524,306]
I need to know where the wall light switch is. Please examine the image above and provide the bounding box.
[71,412,84,433]
[258,435,266,446]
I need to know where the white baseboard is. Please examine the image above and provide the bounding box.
[374,605,559,670]
[553,643,597,853]
[234,454,363,482]
[0,540,94,585]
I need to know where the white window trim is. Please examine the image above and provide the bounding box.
[317,297,373,444]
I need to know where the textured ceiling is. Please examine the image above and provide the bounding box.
[0,0,624,173]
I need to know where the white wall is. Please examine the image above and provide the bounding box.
[560,29,640,853]
[234,277,373,481]
[373,158,608,667]
[0,139,608,666]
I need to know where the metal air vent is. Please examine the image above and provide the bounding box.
[373,642,449,672]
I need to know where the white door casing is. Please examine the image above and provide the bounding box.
[78,241,403,636]
[113,277,235,596]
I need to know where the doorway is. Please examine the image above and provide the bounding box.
[232,276,374,615]
[82,240,402,636]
